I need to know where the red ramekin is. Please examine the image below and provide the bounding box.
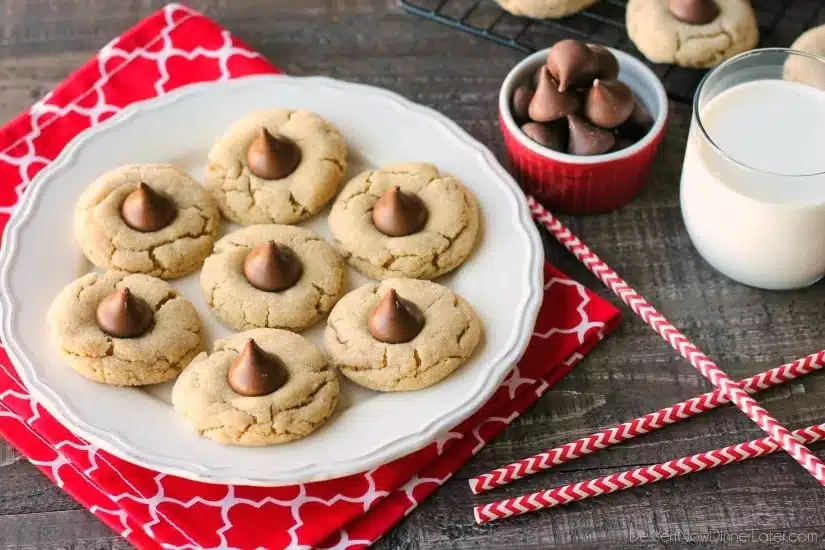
[499,47,669,215]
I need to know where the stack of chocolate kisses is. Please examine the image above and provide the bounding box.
[512,39,654,156]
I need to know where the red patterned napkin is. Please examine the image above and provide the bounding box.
[0,4,620,548]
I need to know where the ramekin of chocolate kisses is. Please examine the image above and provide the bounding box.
[498,39,668,215]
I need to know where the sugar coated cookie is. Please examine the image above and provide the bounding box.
[47,270,203,386]
[328,163,480,280]
[626,0,758,68]
[324,278,482,392]
[200,224,345,332]
[171,328,339,446]
[204,109,347,225]
[495,0,597,19]
[74,163,220,279]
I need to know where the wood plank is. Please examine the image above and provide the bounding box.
[0,460,82,516]
[0,509,128,549]
[0,440,21,466]
[379,456,825,549]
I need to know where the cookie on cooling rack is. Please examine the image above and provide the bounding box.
[784,24,825,90]
[626,0,758,68]
[495,0,597,19]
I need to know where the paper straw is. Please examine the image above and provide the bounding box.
[474,423,825,523]
[527,196,825,486]
[470,349,825,493]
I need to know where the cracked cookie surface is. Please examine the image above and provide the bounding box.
[324,278,482,392]
[204,109,347,225]
[171,328,339,446]
[626,0,758,68]
[328,163,480,280]
[495,0,596,19]
[785,25,825,90]
[74,163,220,279]
[46,270,203,386]
[200,224,345,332]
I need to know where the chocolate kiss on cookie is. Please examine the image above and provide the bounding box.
[512,85,535,121]
[227,339,289,397]
[669,0,719,25]
[585,79,635,129]
[567,114,616,156]
[529,67,580,123]
[121,182,177,232]
[247,128,301,180]
[589,45,620,80]
[96,287,154,338]
[547,39,601,92]
[243,241,303,292]
[367,289,425,344]
[372,186,428,237]
[521,121,567,152]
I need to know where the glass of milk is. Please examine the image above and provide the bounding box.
[680,48,825,290]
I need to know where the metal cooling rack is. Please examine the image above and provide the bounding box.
[399,0,825,103]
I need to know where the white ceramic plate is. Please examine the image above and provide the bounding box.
[0,75,543,486]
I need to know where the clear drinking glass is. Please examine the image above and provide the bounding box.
[680,48,825,290]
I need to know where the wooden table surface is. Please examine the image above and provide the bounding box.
[3,1,825,548]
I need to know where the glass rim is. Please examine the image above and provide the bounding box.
[693,47,825,178]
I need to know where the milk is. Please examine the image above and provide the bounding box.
[680,79,825,290]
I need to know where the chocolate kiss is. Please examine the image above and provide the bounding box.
[227,339,288,397]
[668,0,719,24]
[619,98,655,140]
[372,186,428,237]
[367,289,425,344]
[521,121,567,152]
[246,128,301,180]
[631,98,654,128]
[585,79,635,129]
[512,85,535,122]
[95,287,154,339]
[528,67,580,123]
[589,45,620,80]
[612,137,636,153]
[121,182,177,232]
[547,39,601,92]
[243,241,303,292]
[567,114,616,156]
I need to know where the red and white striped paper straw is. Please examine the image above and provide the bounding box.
[528,196,825,486]
[471,349,825,494]
[474,423,825,523]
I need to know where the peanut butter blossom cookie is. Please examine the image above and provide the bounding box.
[328,163,480,280]
[204,109,347,225]
[495,0,597,19]
[200,224,345,332]
[74,163,220,279]
[626,0,758,68]
[324,278,482,392]
[171,328,339,446]
[46,270,203,386]
[785,24,825,90]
